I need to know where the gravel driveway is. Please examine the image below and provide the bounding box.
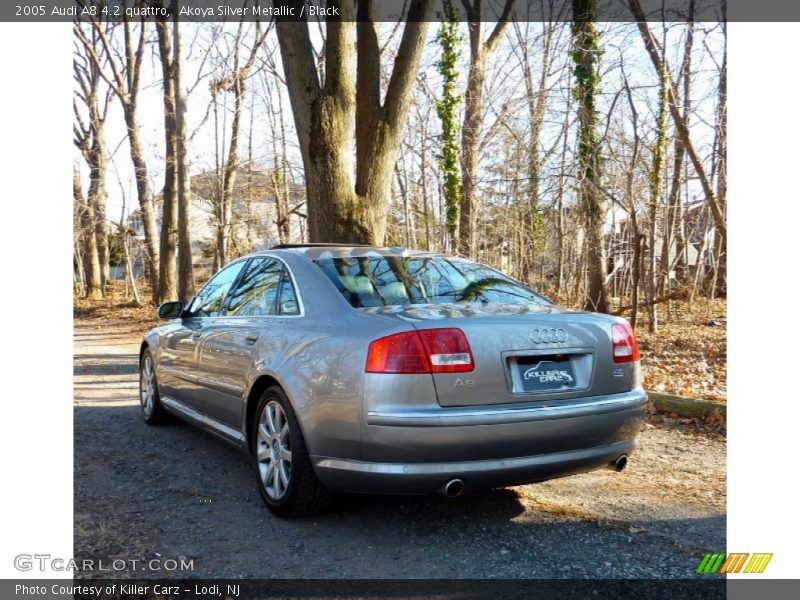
[74,320,726,579]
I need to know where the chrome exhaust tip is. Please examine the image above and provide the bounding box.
[613,455,628,472]
[439,478,465,498]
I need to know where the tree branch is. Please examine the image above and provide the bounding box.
[629,0,726,241]
[383,0,435,132]
[275,16,322,168]
[485,0,516,54]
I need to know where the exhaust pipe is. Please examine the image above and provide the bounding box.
[612,455,628,472]
[439,478,465,498]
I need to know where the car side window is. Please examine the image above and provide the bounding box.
[277,270,300,316]
[226,258,283,317]
[186,260,247,317]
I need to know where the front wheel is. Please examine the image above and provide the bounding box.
[139,349,170,425]
[252,386,331,517]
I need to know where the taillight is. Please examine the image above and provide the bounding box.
[365,331,431,374]
[366,328,474,374]
[612,322,640,363]
[418,328,474,373]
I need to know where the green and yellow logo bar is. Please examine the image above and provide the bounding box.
[696,552,773,574]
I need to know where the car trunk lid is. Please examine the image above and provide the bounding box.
[360,302,636,407]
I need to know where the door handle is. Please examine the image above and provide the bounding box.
[244,334,259,345]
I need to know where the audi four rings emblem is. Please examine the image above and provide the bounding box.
[530,328,568,344]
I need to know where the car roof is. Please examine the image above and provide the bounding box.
[257,244,439,261]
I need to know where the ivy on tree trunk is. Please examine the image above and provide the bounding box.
[435,0,462,250]
[571,0,609,313]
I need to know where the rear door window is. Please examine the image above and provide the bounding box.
[226,258,283,316]
[277,270,300,316]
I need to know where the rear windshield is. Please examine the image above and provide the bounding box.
[314,255,550,308]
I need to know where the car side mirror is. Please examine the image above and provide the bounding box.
[158,301,184,319]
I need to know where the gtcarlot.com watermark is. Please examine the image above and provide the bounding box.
[14,553,194,573]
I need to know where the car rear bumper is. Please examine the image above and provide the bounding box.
[312,389,647,494]
[313,439,637,494]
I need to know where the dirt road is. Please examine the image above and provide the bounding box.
[74,320,725,579]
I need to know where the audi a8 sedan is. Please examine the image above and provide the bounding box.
[139,244,646,516]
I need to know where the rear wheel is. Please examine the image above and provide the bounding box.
[252,386,331,517]
[139,349,170,425]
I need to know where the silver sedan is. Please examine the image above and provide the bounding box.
[140,245,646,517]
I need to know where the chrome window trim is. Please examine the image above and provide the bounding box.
[267,253,306,318]
[213,254,306,319]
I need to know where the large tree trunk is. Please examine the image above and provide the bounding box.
[173,14,195,303]
[434,1,462,250]
[458,49,486,258]
[156,20,178,303]
[276,0,433,244]
[572,0,609,313]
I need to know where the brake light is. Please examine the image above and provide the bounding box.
[366,328,474,374]
[418,328,474,373]
[612,322,640,363]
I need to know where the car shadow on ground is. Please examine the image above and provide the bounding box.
[74,403,725,579]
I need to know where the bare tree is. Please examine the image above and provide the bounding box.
[214,20,269,265]
[458,0,516,258]
[645,28,668,333]
[74,29,113,298]
[629,0,726,275]
[262,64,289,244]
[622,75,643,328]
[173,10,195,302]
[276,0,434,243]
[661,3,694,292]
[512,17,564,280]
[712,21,727,295]
[73,5,160,299]
[155,16,178,303]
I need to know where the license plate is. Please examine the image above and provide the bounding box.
[516,356,576,393]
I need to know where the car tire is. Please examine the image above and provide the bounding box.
[252,386,331,517]
[139,348,171,426]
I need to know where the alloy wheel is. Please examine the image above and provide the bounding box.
[256,400,292,500]
[140,355,155,418]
